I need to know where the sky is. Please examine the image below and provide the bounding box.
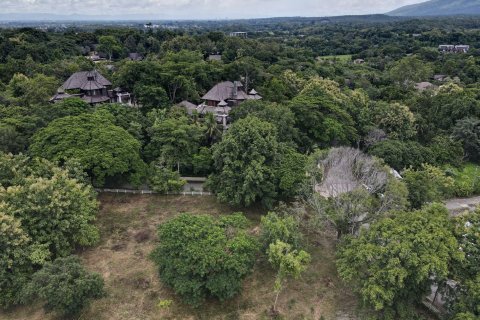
[0,0,426,19]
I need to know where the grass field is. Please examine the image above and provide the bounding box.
[1,194,361,320]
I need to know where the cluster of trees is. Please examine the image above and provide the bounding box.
[0,154,104,316]
[150,209,310,316]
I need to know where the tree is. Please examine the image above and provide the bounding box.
[145,111,203,171]
[0,156,100,257]
[368,140,433,171]
[30,113,145,186]
[207,115,280,207]
[452,117,480,162]
[449,209,480,317]
[260,212,302,251]
[0,154,99,307]
[133,84,170,111]
[0,213,33,307]
[0,105,43,154]
[276,146,308,198]
[229,101,300,147]
[22,256,105,316]
[371,102,416,140]
[289,78,357,150]
[150,213,258,306]
[388,56,433,87]
[4,73,58,107]
[147,160,186,193]
[97,35,121,60]
[337,204,462,318]
[267,240,311,314]
[403,164,454,209]
[34,97,91,123]
[203,112,222,145]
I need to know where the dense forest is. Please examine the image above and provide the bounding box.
[1,16,480,320]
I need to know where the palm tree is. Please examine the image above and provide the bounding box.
[204,112,221,145]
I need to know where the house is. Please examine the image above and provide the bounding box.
[201,81,262,107]
[177,100,198,115]
[51,70,132,105]
[439,44,470,53]
[128,52,144,61]
[433,74,448,82]
[178,81,262,128]
[414,81,436,91]
[455,45,470,53]
[438,45,456,52]
[87,52,106,63]
[229,32,247,38]
[353,59,365,65]
[207,54,222,62]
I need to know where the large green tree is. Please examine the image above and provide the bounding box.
[30,113,145,186]
[0,153,99,307]
[289,78,357,150]
[208,115,280,207]
[337,204,462,318]
[150,213,258,306]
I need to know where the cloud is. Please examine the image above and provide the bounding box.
[0,0,424,18]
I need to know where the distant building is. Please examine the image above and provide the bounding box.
[229,32,247,38]
[51,70,131,105]
[207,54,222,62]
[433,74,448,82]
[178,81,262,128]
[353,58,365,65]
[128,52,144,61]
[439,44,470,53]
[415,81,436,91]
[201,81,261,107]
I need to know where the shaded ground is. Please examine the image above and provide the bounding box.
[1,194,361,320]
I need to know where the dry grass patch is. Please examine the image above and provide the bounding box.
[0,194,360,320]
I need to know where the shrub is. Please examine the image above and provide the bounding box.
[148,162,186,193]
[403,164,454,209]
[150,213,258,306]
[22,256,105,316]
[260,212,302,251]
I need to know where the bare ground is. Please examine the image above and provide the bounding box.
[0,194,361,320]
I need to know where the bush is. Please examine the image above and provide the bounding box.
[403,164,454,208]
[369,139,433,170]
[147,162,186,193]
[445,164,480,197]
[260,212,302,251]
[22,256,105,316]
[150,213,258,306]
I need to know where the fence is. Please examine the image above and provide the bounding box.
[95,188,212,196]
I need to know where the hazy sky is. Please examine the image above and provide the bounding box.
[0,0,426,18]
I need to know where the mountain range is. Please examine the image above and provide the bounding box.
[389,0,480,16]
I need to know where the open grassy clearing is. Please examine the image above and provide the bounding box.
[1,194,362,320]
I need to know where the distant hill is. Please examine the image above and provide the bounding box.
[389,0,480,16]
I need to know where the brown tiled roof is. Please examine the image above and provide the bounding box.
[62,70,112,90]
[202,81,237,102]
